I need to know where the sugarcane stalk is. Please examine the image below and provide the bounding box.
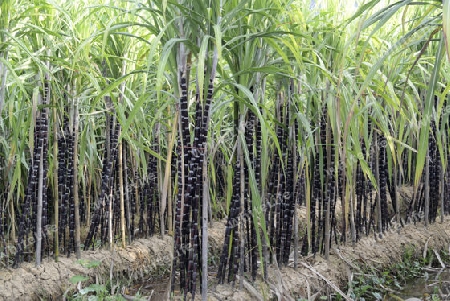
[171,30,188,296]
[84,120,119,249]
[393,166,400,226]
[138,168,144,237]
[57,122,66,251]
[441,159,445,223]
[130,162,137,242]
[379,136,389,231]
[201,141,209,301]
[324,114,332,259]
[374,132,382,234]
[123,141,131,244]
[349,176,356,246]
[39,64,51,260]
[36,64,51,265]
[424,149,430,227]
[305,159,311,254]
[118,138,126,247]
[445,147,450,215]
[238,128,245,290]
[312,150,320,254]
[362,161,369,234]
[172,100,187,293]
[15,147,36,266]
[161,112,178,237]
[52,105,59,261]
[116,59,129,244]
[73,95,81,259]
[292,119,300,267]
[268,162,277,259]
[109,185,113,248]
[231,162,241,283]
[198,71,216,297]
[35,127,44,267]
[67,107,75,255]
[147,152,157,236]
[217,156,241,284]
[316,107,325,254]
[9,195,15,245]
[430,129,439,223]
[0,197,4,265]
[282,111,295,266]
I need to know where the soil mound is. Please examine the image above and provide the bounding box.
[0,235,172,300]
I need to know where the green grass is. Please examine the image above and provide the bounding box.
[342,246,448,300]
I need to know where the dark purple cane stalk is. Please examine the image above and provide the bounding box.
[361,143,368,234]
[230,159,242,282]
[217,159,242,284]
[39,76,51,260]
[84,122,120,250]
[312,153,320,254]
[15,100,50,266]
[445,142,450,215]
[41,116,49,258]
[171,146,183,293]
[0,193,3,257]
[243,109,258,276]
[130,170,137,241]
[57,120,67,251]
[283,131,295,265]
[31,120,40,244]
[275,112,285,264]
[328,144,336,248]
[318,108,326,253]
[186,96,203,295]
[267,163,276,261]
[139,171,145,237]
[67,131,75,256]
[171,71,190,295]
[379,135,389,232]
[429,123,439,223]
[355,162,363,241]
[147,153,158,236]
[15,115,42,266]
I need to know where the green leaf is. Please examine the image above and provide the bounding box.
[372,292,382,300]
[77,259,102,268]
[79,286,97,295]
[69,275,90,284]
[443,0,450,62]
[197,35,210,103]
[414,34,445,186]
[86,284,107,293]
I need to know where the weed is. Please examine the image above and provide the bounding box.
[345,246,437,300]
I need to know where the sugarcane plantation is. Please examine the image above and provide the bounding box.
[1,0,450,300]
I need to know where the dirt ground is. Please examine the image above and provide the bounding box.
[1,194,450,300]
[203,218,450,301]
[0,235,173,300]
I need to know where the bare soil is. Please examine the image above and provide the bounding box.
[202,217,450,301]
[0,235,173,300]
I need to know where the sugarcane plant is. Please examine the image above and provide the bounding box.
[15,70,50,267]
[1,4,450,301]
